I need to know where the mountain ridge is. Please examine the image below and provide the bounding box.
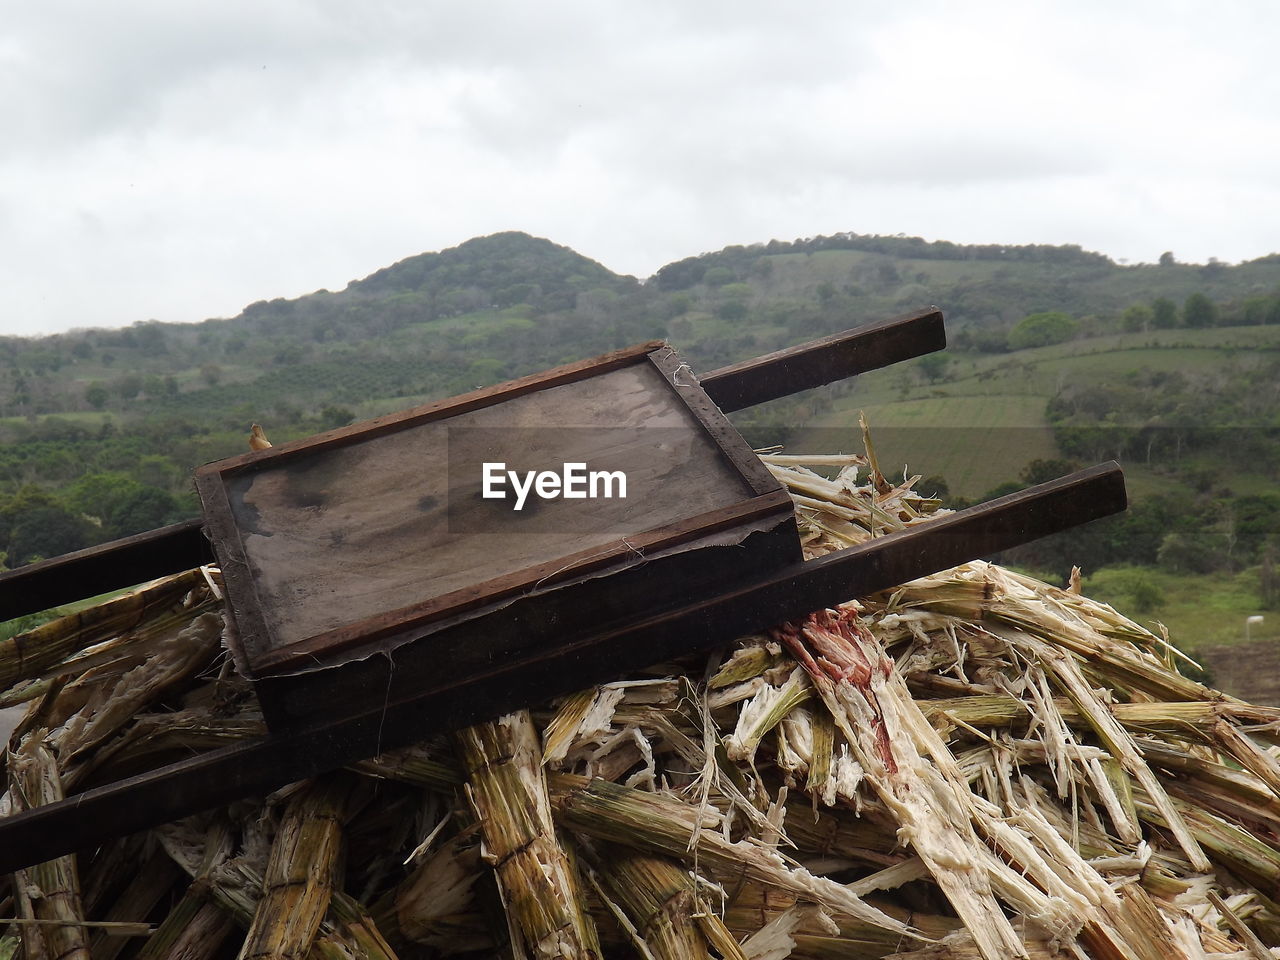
[10,228,1279,344]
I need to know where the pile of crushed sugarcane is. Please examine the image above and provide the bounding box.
[6,438,1280,960]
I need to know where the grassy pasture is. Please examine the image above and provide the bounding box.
[810,394,1056,496]
[798,321,1280,499]
[1083,565,1278,652]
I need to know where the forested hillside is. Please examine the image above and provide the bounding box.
[3,230,1279,654]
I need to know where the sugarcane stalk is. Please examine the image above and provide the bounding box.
[351,744,462,791]
[1208,718,1280,800]
[1206,889,1272,960]
[804,708,836,802]
[779,612,1061,960]
[456,710,600,960]
[201,856,398,960]
[708,644,778,689]
[90,849,184,960]
[52,610,223,777]
[7,736,89,960]
[11,874,49,960]
[724,667,811,763]
[239,776,353,960]
[323,893,399,960]
[706,874,964,953]
[87,709,267,777]
[1141,739,1280,829]
[550,773,919,942]
[883,932,1063,960]
[1135,795,1280,892]
[781,801,900,867]
[0,571,209,691]
[391,831,488,950]
[920,695,1280,745]
[135,880,234,960]
[589,843,730,960]
[0,921,150,935]
[541,690,601,766]
[1026,639,1209,872]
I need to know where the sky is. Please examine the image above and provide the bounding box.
[4,1,1280,338]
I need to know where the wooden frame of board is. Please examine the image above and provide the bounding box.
[194,340,801,684]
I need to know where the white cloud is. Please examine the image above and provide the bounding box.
[2,1,1279,336]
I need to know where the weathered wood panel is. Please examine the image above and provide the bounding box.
[196,343,798,678]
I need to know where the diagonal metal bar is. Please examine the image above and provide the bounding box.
[0,519,213,622]
[700,306,945,412]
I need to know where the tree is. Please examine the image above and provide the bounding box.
[972,328,1010,353]
[916,352,950,383]
[7,506,94,566]
[921,475,950,499]
[1126,573,1164,613]
[1240,296,1271,326]
[85,382,109,410]
[1019,458,1080,486]
[1152,297,1178,329]
[272,343,305,366]
[135,454,177,488]
[116,373,142,400]
[0,485,61,549]
[1263,539,1279,609]
[702,266,736,288]
[1158,251,1177,267]
[106,487,180,539]
[63,472,142,524]
[1183,292,1217,328]
[717,301,748,321]
[319,405,355,430]
[1007,312,1077,350]
[1121,304,1153,332]
[1158,532,1218,573]
[1088,567,1165,613]
[132,322,168,356]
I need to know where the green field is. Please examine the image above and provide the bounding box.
[797,322,1280,497]
[1082,565,1278,653]
[811,394,1056,495]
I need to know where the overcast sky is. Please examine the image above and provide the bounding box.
[3,1,1279,338]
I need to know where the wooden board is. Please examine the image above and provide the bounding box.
[195,342,797,679]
